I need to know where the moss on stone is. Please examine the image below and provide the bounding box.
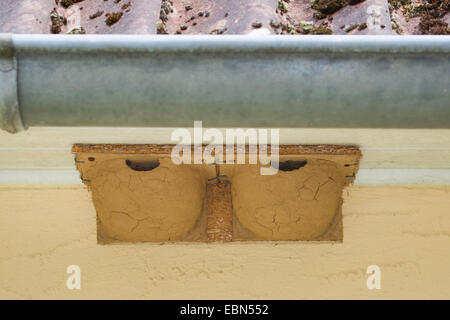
[105,12,123,26]
[311,0,347,14]
[310,25,333,34]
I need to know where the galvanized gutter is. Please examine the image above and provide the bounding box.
[0,34,24,133]
[1,34,449,133]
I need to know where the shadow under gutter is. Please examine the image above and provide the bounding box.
[0,34,449,133]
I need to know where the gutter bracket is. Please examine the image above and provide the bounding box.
[0,34,24,133]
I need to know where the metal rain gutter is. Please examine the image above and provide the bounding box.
[0,34,24,133]
[1,34,449,133]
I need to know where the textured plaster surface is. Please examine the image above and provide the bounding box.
[0,185,449,299]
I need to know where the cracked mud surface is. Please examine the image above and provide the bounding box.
[231,159,345,240]
[85,157,207,242]
[74,145,360,242]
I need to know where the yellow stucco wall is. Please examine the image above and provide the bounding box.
[0,185,449,299]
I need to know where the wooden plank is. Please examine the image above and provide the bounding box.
[206,180,233,242]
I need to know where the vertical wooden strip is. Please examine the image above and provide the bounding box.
[206,181,233,242]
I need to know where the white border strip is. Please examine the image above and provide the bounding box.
[0,170,81,185]
[1,169,450,186]
[353,169,450,186]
